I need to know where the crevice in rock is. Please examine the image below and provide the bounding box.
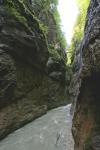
[72,71,100,150]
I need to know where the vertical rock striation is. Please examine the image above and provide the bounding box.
[72,0,100,149]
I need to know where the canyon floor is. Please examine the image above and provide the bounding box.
[0,104,74,150]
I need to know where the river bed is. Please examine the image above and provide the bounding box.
[0,104,74,150]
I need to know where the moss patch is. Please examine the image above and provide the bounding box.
[4,0,48,39]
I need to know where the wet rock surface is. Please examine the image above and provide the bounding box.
[72,0,100,149]
[0,1,68,139]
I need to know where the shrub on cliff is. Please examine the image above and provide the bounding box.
[67,0,90,64]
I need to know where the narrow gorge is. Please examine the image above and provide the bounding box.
[0,0,100,150]
[0,0,68,139]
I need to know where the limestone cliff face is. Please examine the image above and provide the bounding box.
[0,0,67,139]
[72,0,100,149]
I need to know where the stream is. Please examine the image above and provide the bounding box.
[0,104,74,150]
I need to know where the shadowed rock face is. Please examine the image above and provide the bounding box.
[0,1,67,140]
[72,0,100,149]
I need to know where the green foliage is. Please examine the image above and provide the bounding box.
[67,0,90,64]
[32,0,67,59]
[5,0,66,62]
[73,0,90,41]
[5,4,27,23]
[4,0,48,39]
[50,0,67,60]
[48,46,61,61]
[50,0,67,49]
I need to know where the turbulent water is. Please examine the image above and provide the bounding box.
[0,104,74,150]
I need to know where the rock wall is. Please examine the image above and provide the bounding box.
[0,0,68,139]
[72,0,100,149]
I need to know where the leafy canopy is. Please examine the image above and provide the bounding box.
[67,0,90,64]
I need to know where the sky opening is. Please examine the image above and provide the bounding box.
[57,0,79,45]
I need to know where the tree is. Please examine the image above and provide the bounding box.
[67,0,90,64]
